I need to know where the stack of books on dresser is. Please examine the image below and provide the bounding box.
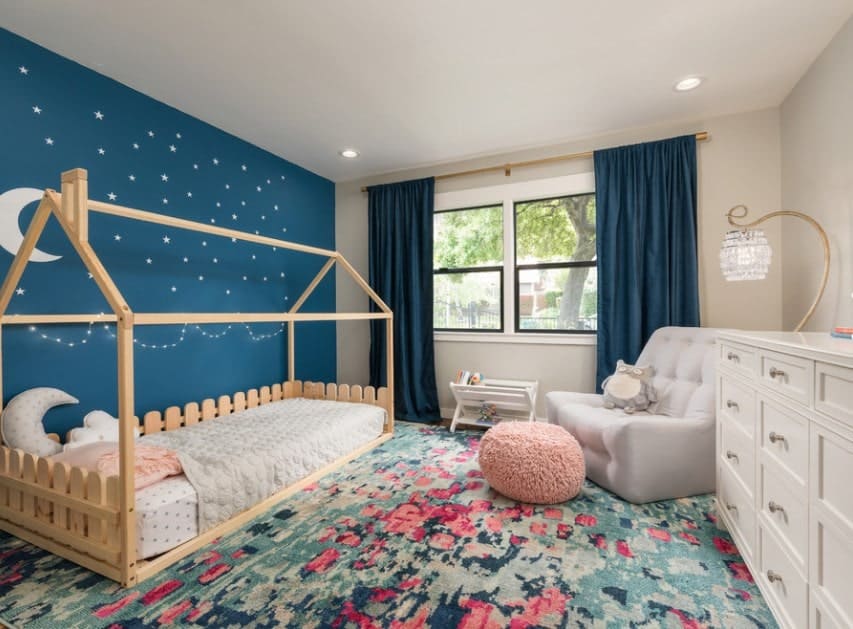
[831,326,853,339]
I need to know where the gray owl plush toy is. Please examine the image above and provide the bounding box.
[601,360,657,414]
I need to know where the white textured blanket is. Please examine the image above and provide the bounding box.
[140,398,385,531]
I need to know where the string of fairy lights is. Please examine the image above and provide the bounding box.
[24,321,286,349]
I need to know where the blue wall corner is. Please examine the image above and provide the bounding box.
[0,28,337,436]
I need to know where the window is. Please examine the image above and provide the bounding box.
[433,174,596,336]
[515,194,596,332]
[433,204,503,331]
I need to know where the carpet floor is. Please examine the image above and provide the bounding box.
[0,423,776,628]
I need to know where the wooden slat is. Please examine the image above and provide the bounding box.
[233,391,247,413]
[378,388,390,421]
[105,476,120,551]
[338,384,350,402]
[35,457,53,521]
[8,450,23,512]
[69,467,88,536]
[21,454,37,517]
[184,402,200,427]
[88,198,336,258]
[164,406,182,431]
[350,385,363,403]
[0,448,7,507]
[0,474,118,523]
[217,395,232,417]
[1,314,117,325]
[0,197,53,317]
[289,256,337,313]
[293,381,303,397]
[143,411,163,434]
[364,386,376,406]
[260,386,271,405]
[87,473,107,543]
[283,381,294,399]
[52,462,69,530]
[326,383,337,402]
[247,389,259,408]
[201,398,216,420]
[271,383,282,401]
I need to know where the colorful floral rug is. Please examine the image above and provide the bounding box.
[0,423,776,628]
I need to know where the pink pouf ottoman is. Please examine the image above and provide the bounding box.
[478,422,585,504]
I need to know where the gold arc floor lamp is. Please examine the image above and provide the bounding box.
[719,205,830,332]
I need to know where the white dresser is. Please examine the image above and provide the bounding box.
[716,331,853,629]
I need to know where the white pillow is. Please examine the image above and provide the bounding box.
[1,387,77,456]
[65,410,139,451]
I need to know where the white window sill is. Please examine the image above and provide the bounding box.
[434,331,596,346]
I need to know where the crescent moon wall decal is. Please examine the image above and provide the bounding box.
[0,187,62,263]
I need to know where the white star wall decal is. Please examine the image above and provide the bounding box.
[212,158,219,165]
[45,137,54,145]
[15,287,25,295]
[256,186,262,192]
[146,258,153,264]
[232,214,238,220]
[147,130,155,137]
[161,173,168,182]
[241,165,247,171]
[187,191,193,197]
[183,257,189,263]
[94,111,104,120]
[162,198,169,204]
[19,66,28,74]
[171,286,177,292]
[128,174,136,181]
[107,192,117,200]
[198,275,204,281]
[32,105,41,114]
[274,205,279,210]
[132,143,140,150]
[162,236,171,244]
[114,234,122,241]
[169,145,177,152]
[97,147,105,155]
[193,163,199,170]
[176,133,182,139]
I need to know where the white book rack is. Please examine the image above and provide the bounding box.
[449,378,538,432]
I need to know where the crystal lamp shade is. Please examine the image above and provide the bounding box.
[719,229,772,281]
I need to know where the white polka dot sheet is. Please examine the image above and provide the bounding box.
[136,474,198,559]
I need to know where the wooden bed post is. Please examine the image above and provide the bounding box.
[386,315,394,431]
[116,315,137,586]
[288,321,295,382]
[60,168,88,241]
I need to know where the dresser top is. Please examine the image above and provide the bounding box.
[719,329,853,366]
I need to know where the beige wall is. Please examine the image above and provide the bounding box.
[781,16,853,331]
[336,108,783,417]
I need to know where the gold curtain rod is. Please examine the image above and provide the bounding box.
[361,131,709,192]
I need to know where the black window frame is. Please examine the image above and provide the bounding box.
[433,204,504,333]
[513,193,597,335]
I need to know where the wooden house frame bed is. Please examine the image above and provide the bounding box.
[0,168,394,587]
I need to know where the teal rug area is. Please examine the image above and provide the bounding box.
[0,423,776,628]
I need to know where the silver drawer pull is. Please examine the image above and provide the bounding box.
[726,450,739,462]
[769,367,786,379]
[767,570,783,584]
[727,352,740,362]
[726,503,738,512]
[768,501,785,514]
[768,432,786,444]
[726,400,739,411]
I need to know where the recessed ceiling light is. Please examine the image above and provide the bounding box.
[339,149,360,159]
[674,76,703,92]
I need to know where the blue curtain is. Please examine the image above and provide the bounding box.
[368,177,441,423]
[593,135,700,389]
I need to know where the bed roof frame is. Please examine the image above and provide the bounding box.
[0,168,394,586]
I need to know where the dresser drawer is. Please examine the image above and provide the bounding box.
[759,461,807,568]
[719,463,755,561]
[815,361,853,428]
[812,517,853,629]
[719,376,755,437]
[759,349,812,407]
[759,397,808,485]
[759,525,808,629]
[720,417,755,494]
[720,341,758,378]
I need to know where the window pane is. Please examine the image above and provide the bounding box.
[434,205,503,270]
[515,194,595,264]
[434,271,501,330]
[518,266,597,331]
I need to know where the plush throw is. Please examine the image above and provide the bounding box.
[601,360,657,413]
[50,442,183,490]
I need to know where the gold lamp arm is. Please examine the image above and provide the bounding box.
[726,205,830,332]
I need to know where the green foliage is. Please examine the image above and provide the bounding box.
[433,205,502,269]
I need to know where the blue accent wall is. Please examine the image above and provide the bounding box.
[0,28,336,436]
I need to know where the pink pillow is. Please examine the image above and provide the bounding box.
[51,443,182,490]
[97,445,182,489]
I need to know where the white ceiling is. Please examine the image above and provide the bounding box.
[2,1,852,182]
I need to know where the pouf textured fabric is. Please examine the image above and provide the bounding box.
[478,421,585,504]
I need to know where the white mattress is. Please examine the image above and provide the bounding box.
[136,475,198,559]
[135,397,386,559]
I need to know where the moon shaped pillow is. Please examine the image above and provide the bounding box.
[1,387,78,456]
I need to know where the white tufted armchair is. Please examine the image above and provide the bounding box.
[546,326,719,503]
